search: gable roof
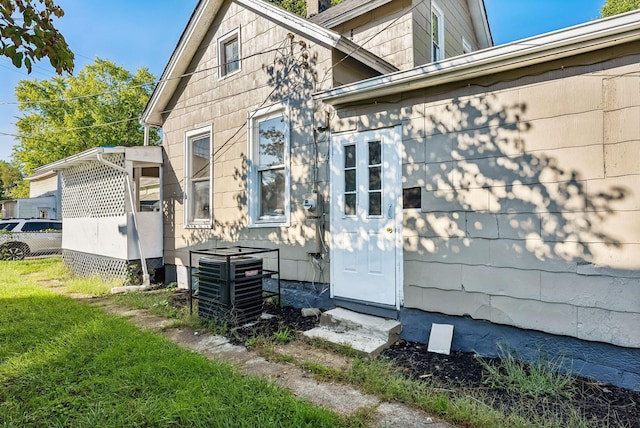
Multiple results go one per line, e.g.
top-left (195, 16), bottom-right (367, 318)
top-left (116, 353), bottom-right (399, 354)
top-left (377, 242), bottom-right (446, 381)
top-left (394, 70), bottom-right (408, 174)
top-left (141, 0), bottom-right (398, 126)
top-left (315, 10), bottom-right (640, 106)
top-left (310, 0), bottom-right (493, 49)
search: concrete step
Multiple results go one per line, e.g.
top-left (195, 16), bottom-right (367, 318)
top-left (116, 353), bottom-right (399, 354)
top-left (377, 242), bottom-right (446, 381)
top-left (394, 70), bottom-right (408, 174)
top-left (303, 308), bottom-right (401, 357)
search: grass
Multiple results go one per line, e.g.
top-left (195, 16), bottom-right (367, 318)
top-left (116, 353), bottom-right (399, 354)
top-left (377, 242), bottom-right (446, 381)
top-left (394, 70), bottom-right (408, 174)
top-left (1, 259), bottom-right (598, 428)
top-left (478, 347), bottom-right (575, 399)
top-left (0, 260), bottom-right (352, 427)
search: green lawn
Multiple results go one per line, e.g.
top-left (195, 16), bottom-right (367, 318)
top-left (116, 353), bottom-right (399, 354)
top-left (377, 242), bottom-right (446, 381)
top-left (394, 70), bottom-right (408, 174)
top-left (0, 259), bottom-right (346, 427)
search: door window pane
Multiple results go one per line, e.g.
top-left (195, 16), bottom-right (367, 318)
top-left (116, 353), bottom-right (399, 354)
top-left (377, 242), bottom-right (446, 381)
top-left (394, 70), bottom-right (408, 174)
top-left (344, 144), bottom-right (357, 216)
top-left (369, 166), bottom-right (381, 191)
top-left (369, 192), bottom-right (381, 216)
top-left (368, 140), bottom-right (382, 216)
top-left (368, 141), bottom-right (381, 165)
top-left (345, 169), bottom-right (356, 192)
top-left (345, 194), bottom-right (356, 216)
top-left (345, 144), bottom-right (356, 168)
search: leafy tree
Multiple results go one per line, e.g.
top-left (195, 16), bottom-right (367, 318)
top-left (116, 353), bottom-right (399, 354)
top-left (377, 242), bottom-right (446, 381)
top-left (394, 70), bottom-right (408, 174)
top-left (269, 0), bottom-right (344, 16)
top-left (601, 0), bottom-right (640, 17)
top-left (0, 0), bottom-right (74, 74)
top-left (13, 58), bottom-right (159, 173)
top-left (0, 160), bottom-right (23, 199)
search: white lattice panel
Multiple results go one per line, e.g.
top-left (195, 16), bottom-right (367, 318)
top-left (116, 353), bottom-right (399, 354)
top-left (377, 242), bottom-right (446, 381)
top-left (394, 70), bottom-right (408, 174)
top-left (63, 249), bottom-right (129, 282)
top-left (61, 153), bottom-right (126, 218)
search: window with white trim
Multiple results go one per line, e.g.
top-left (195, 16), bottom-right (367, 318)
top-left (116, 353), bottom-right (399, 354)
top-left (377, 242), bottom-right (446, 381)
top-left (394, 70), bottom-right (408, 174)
top-left (248, 104), bottom-right (290, 227)
top-left (431, 2), bottom-right (444, 61)
top-left (218, 28), bottom-right (241, 78)
top-left (185, 126), bottom-right (212, 227)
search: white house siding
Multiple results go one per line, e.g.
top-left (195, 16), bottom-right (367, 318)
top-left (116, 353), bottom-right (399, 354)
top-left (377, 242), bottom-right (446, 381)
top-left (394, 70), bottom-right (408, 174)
top-left (161, 2), bottom-right (349, 283)
top-left (28, 173), bottom-right (58, 198)
top-left (330, 45), bottom-right (640, 349)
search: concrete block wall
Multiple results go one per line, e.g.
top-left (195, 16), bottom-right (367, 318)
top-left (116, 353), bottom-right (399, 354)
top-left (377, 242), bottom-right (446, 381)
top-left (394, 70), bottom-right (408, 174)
top-left (160, 2), bottom-right (333, 282)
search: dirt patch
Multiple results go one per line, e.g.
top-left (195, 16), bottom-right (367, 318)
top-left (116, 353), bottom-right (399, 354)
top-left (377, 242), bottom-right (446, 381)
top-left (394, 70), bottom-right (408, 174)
top-left (382, 340), bottom-right (640, 427)
top-left (274, 341), bottom-right (354, 372)
top-left (232, 303), bottom-right (640, 427)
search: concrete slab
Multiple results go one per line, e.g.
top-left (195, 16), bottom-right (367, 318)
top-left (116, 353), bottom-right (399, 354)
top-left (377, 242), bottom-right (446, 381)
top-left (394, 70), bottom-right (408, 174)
top-left (304, 308), bottom-right (402, 357)
top-left (304, 326), bottom-right (391, 356)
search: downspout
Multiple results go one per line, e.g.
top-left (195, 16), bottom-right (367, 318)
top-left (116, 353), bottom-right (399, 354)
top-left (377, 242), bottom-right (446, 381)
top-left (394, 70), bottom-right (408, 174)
top-left (96, 150), bottom-right (150, 287)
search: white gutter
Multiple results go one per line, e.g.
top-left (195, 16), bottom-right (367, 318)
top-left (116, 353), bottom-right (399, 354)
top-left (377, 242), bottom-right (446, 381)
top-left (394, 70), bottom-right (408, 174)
top-left (315, 10), bottom-right (640, 105)
top-left (96, 149), bottom-right (150, 287)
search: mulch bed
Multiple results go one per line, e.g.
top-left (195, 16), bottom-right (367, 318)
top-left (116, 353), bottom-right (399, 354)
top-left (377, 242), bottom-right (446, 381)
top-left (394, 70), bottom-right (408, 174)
top-left (185, 296), bottom-right (639, 427)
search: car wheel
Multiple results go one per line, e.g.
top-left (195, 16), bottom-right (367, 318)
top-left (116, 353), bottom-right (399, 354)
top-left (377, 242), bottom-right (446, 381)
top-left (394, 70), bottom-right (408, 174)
top-left (0, 243), bottom-right (30, 261)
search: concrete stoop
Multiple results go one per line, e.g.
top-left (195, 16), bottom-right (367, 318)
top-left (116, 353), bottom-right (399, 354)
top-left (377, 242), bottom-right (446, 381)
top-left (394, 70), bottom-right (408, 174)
top-left (303, 307), bottom-right (402, 357)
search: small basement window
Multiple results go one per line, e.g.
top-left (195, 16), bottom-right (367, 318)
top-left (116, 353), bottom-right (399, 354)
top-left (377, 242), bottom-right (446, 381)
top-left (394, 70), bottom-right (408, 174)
top-left (403, 187), bottom-right (422, 209)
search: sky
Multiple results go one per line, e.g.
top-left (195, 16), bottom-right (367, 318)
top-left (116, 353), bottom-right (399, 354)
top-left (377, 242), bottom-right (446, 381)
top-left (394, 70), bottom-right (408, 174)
top-left (0, 0), bottom-right (607, 164)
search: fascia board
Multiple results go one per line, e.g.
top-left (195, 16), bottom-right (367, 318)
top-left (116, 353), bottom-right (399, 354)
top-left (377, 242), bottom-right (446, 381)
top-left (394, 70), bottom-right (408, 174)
top-left (470, 0), bottom-right (493, 48)
top-left (142, 0), bottom-right (222, 126)
top-left (315, 12), bottom-right (640, 105)
top-left (240, 0), bottom-right (396, 75)
top-left (235, 0), bottom-right (340, 46)
top-left (318, 0), bottom-right (393, 28)
top-left (27, 146), bottom-right (148, 176)
top-left (335, 37), bottom-right (399, 74)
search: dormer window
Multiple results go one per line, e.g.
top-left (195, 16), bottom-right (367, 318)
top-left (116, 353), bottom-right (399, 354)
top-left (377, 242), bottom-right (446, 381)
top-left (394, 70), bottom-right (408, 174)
top-left (218, 28), bottom-right (241, 78)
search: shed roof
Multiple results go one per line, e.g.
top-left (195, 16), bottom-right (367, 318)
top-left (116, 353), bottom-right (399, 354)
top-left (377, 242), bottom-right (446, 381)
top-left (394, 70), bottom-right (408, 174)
top-left (27, 146), bottom-right (163, 180)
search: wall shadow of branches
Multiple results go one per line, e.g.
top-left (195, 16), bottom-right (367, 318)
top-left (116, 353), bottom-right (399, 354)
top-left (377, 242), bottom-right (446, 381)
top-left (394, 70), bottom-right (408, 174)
top-left (170, 35), bottom-right (324, 280)
top-left (404, 93), bottom-right (628, 266)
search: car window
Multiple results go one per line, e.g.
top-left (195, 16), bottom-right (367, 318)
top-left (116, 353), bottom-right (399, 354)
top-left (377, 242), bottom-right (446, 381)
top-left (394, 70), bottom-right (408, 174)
top-left (47, 222), bottom-right (62, 231)
top-left (21, 222), bottom-right (49, 232)
top-left (0, 222), bottom-right (19, 231)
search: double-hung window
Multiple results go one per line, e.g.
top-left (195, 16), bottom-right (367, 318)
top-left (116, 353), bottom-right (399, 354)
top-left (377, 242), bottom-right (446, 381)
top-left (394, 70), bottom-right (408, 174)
top-left (218, 28), bottom-right (241, 78)
top-left (248, 103), bottom-right (290, 227)
top-left (185, 126), bottom-right (213, 227)
top-left (431, 1), bottom-right (444, 61)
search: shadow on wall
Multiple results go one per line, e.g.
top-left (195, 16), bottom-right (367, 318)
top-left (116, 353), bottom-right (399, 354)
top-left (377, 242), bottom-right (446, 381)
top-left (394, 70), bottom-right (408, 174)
top-left (403, 93), bottom-right (629, 269)
top-left (163, 35), bottom-right (324, 260)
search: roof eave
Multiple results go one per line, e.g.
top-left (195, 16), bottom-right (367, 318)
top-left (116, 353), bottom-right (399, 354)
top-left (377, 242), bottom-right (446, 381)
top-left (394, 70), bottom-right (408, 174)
top-left (142, 0), bottom-right (223, 126)
top-left (141, 0), bottom-right (397, 126)
top-left (315, 12), bottom-right (640, 106)
top-left (470, 0), bottom-right (493, 48)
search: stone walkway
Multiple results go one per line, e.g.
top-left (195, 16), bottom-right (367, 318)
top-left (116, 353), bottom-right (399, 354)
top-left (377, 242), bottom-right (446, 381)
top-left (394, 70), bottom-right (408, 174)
top-left (49, 285), bottom-right (453, 428)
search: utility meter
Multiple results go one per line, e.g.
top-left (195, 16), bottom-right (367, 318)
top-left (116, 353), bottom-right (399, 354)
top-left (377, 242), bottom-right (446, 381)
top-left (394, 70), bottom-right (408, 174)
top-left (303, 197), bottom-right (316, 211)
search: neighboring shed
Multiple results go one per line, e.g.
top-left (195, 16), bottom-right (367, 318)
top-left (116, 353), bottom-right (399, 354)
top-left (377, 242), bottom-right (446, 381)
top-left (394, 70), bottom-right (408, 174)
top-left (316, 11), bottom-right (640, 389)
top-left (30, 146), bottom-right (163, 284)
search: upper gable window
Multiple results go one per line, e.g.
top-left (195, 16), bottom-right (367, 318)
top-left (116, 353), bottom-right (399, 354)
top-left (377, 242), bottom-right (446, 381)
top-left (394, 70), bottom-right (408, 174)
top-left (247, 103), bottom-right (290, 227)
top-left (218, 28), bottom-right (241, 78)
top-left (184, 126), bottom-right (213, 227)
top-left (431, 2), bottom-right (444, 61)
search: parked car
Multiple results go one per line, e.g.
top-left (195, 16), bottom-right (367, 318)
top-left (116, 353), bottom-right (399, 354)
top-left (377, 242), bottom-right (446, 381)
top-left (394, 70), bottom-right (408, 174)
top-left (0, 219), bottom-right (62, 260)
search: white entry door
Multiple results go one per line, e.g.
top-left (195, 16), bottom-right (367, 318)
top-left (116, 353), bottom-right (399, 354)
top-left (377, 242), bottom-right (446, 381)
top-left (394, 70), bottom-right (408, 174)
top-left (330, 127), bottom-right (402, 308)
